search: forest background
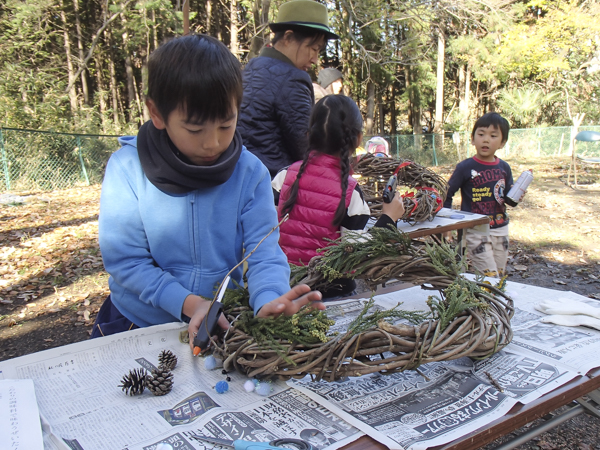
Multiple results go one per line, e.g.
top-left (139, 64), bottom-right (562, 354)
top-left (1, 0), bottom-right (600, 138)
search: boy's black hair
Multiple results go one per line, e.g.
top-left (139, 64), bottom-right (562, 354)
top-left (471, 112), bottom-right (510, 143)
top-left (147, 34), bottom-right (242, 124)
top-left (281, 95), bottom-right (363, 227)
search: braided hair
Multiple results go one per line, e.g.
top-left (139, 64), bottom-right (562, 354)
top-left (281, 95), bottom-right (363, 226)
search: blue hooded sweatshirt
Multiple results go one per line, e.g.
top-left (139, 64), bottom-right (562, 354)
top-left (98, 136), bottom-right (291, 327)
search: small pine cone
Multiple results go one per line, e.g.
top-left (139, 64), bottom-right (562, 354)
top-left (158, 349), bottom-right (178, 371)
top-left (118, 368), bottom-right (148, 396)
top-left (146, 367), bottom-right (174, 396)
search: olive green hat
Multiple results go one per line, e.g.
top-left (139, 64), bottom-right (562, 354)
top-left (269, 0), bottom-right (339, 40)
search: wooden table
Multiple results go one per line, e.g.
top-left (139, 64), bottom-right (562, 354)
top-left (398, 208), bottom-right (489, 240)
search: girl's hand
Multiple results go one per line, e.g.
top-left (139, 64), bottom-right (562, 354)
top-left (257, 284), bottom-right (324, 318)
top-left (183, 294), bottom-right (230, 350)
top-left (382, 192), bottom-right (405, 222)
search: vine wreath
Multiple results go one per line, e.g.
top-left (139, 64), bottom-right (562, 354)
top-left (352, 153), bottom-right (449, 224)
top-left (209, 228), bottom-right (514, 382)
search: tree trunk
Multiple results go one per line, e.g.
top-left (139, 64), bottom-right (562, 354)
top-left (206, 0), bottom-right (212, 34)
top-left (230, 0), bottom-right (239, 57)
top-left (73, 0), bottom-right (89, 105)
top-left (465, 64), bottom-right (471, 125)
top-left (434, 28), bottom-right (445, 133)
top-left (366, 82), bottom-right (375, 135)
top-left (390, 84), bottom-right (396, 135)
top-left (458, 64), bottom-right (466, 128)
top-left (151, 9), bottom-right (158, 49)
top-left (95, 56), bottom-right (108, 130)
top-left (61, 5), bottom-right (78, 112)
top-left (405, 67), bottom-right (412, 128)
top-left (183, 0), bottom-right (189, 35)
top-left (106, 31), bottom-right (121, 127)
top-left (249, 0), bottom-right (271, 59)
top-left (121, 14), bottom-right (136, 121)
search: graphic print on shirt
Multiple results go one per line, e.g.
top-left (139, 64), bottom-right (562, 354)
top-left (470, 167), bottom-right (507, 226)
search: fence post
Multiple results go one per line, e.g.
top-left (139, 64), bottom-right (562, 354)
top-left (76, 136), bottom-right (90, 186)
top-left (431, 134), bottom-right (438, 166)
top-left (0, 129), bottom-right (11, 191)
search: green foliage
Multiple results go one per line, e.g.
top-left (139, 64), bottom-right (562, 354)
top-left (424, 239), bottom-right (467, 278)
top-left (497, 87), bottom-right (557, 128)
top-left (314, 226), bottom-right (412, 281)
top-left (426, 277), bottom-right (487, 330)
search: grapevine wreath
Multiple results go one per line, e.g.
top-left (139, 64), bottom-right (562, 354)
top-left (352, 153), bottom-right (449, 224)
top-left (206, 228), bottom-right (514, 382)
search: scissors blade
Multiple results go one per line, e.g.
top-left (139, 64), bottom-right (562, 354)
top-left (191, 433), bottom-right (235, 447)
top-left (216, 275), bottom-right (230, 304)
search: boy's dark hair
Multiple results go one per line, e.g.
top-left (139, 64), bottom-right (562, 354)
top-left (147, 34), bottom-right (242, 124)
top-left (472, 112), bottom-right (510, 143)
top-left (281, 95), bottom-right (363, 227)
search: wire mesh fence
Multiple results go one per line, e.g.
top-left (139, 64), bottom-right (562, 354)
top-left (366, 125), bottom-right (600, 167)
top-left (0, 127), bottom-right (119, 192)
top-left (2, 125), bottom-right (600, 193)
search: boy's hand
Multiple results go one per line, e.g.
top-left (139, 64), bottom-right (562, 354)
top-left (257, 284), bottom-right (324, 318)
top-left (518, 189), bottom-right (528, 203)
top-left (184, 294), bottom-right (230, 350)
top-left (381, 191), bottom-right (405, 222)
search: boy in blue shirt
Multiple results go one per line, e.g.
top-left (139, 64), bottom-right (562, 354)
top-left (93, 35), bottom-right (323, 344)
top-left (444, 113), bottom-right (516, 277)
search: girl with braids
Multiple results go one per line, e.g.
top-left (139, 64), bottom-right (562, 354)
top-left (272, 95), bottom-right (405, 299)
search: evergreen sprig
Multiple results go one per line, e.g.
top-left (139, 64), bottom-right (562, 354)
top-left (426, 277), bottom-right (487, 329)
top-left (424, 239), bottom-right (467, 277)
top-left (314, 226), bottom-right (413, 281)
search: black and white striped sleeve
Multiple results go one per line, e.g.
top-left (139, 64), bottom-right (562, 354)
top-left (340, 185), bottom-right (371, 234)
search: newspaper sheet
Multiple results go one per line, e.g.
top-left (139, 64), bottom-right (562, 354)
top-left (367, 208), bottom-right (488, 235)
top-left (500, 280), bottom-right (600, 374)
top-left (287, 286), bottom-right (581, 450)
top-left (0, 323), bottom-right (361, 450)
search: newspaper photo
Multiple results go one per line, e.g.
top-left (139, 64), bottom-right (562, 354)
top-left (131, 389), bottom-right (360, 450)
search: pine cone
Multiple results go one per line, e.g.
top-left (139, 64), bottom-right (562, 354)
top-left (158, 349), bottom-right (178, 371)
top-left (118, 368), bottom-right (148, 396)
top-left (146, 367), bottom-right (174, 396)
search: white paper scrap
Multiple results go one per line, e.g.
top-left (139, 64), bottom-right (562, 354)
top-left (0, 378), bottom-right (44, 449)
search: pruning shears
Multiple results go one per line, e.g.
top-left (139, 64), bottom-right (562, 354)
top-left (191, 434), bottom-right (313, 450)
top-left (192, 275), bottom-right (229, 356)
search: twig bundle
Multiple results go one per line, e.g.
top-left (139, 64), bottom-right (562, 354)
top-left (212, 228), bottom-right (514, 382)
top-left (353, 153), bottom-right (449, 223)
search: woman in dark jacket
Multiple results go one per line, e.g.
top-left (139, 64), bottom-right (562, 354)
top-left (237, 0), bottom-right (339, 178)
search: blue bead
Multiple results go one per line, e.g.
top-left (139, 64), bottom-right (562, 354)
top-left (215, 380), bottom-right (229, 394)
top-left (256, 382), bottom-right (271, 396)
top-left (204, 355), bottom-right (217, 371)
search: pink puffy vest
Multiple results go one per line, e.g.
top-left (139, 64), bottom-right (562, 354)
top-left (278, 152), bottom-right (357, 265)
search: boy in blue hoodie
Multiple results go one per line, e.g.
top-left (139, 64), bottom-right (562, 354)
top-left (93, 34), bottom-right (323, 344)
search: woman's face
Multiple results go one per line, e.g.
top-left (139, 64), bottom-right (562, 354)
top-left (277, 33), bottom-right (326, 71)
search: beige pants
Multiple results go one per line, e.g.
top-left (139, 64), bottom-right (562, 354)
top-left (464, 226), bottom-right (509, 277)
